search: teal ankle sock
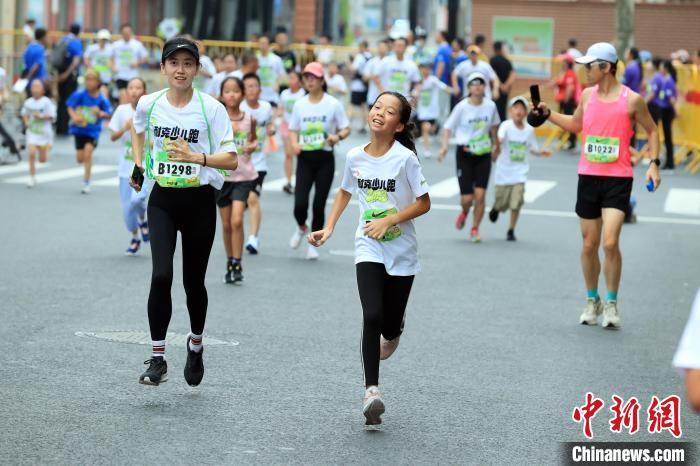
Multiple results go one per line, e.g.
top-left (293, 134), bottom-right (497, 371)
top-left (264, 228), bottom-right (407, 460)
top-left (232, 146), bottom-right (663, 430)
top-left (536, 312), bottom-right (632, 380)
top-left (606, 291), bottom-right (618, 302)
top-left (587, 288), bottom-right (599, 300)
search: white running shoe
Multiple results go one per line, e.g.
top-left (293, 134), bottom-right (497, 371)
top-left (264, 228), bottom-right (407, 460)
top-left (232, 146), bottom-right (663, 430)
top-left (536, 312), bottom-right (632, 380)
top-left (289, 226), bottom-right (307, 249)
top-left (306, 244), bottom-right (319, 260)
top-left (363, 386), bottom-right (385, 426)
top-left (379, 335), bottom-right (400, 360)
top-left (579, 298), bottom-right (603, 325)
top-left (26, 176), bottom-right (36, 188)
top-left (245, 235), bottom-right (259, 254)
top-left (81, 184), bottom-right (91, 194)
top-left (423, 150), bottom-right (433, 159)
top-left (602, 301), bottom-right (621, 329)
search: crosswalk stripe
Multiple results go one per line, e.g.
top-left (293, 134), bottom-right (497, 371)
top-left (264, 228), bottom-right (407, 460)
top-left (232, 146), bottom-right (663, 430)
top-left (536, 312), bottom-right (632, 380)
top-left (4, 165), bottom-right (115, 184)
top-left (92, 177), bottom-right (120, 187)
top-left (428, 177), bottom-right (459, 198)
top-left (262, 176), bottom-right (289, 192)
top-left (664, 188), bottom-right (700, 216)
top-left (524, 180), bottom-right (557, 203)
top-left (0, 162), bottom-right (52, 176)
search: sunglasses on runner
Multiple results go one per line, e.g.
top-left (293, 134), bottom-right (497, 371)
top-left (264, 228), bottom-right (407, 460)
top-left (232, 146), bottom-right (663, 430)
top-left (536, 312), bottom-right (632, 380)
top-left (584, 60), bottom-right (610, 71)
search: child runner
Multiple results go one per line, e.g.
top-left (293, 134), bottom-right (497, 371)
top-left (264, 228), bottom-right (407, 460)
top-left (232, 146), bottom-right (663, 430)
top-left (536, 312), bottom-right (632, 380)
top-left (240, 72), bottom-right (275, 254)
top-left (21, 79), bottom-right (55, 188)
top-left (130, 37), bottom-right (238, 386)
top-left (488, 96), bottom-right (552, 241)
top-left (67, 69), bottom-right (112, 194)
top-left (217, 77), bottom-right (259, 284)
top-left (288, 62), bottom-right (351, 260)
top-left (109, 77), bottom-right (151, 255)
top-left (308, 91), bottom-right (431, 426)
top-left (279, 70), bottom-right (306, 194)
top-left (413, 58), bottom-right (456, 158)
top-left (438, 71), bottom-right (500, 242)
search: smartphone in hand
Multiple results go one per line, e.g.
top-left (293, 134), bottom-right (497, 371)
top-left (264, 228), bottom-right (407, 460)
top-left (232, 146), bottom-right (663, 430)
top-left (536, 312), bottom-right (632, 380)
top-left (529, 84), bottom-right (541, 112)
top-left (131, 164), bottom-right (144, 189)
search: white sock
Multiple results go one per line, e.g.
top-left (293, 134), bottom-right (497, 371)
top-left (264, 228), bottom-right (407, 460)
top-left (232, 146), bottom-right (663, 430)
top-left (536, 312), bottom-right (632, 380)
top-left (189, 333), bottom-right (203, 353)
top-left (152, 340), bottom-right (165, 359)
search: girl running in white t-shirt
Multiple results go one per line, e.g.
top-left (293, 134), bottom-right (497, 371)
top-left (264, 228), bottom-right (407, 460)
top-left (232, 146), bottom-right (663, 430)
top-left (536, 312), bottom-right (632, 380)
top-left (21, 79), bottom-right (55, 188)
top-left (308, 91), bottom-right (431, 426)
top-left (216, 77), bottom-right (259, 284)
top-left (279, 70), bottom-right (306, 194)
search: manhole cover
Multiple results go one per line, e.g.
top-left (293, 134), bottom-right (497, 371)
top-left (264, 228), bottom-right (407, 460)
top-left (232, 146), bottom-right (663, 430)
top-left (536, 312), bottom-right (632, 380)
top-left (75, 331), bottom-right (239, 346)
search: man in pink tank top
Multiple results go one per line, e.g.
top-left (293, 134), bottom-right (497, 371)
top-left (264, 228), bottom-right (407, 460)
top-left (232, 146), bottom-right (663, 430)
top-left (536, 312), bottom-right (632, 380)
top-left (532, 42), bottom-right (661, 329)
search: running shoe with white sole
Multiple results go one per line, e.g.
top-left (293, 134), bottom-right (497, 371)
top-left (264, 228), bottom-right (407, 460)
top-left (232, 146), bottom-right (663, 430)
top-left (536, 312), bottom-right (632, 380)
top-left (380, 335), bottom-right (400, 360)
top-left (81, 184), bottom-right (91, 194)
top-left (306, 244), bottom-right (319, 260)
top-left (579, 298), bottom-right (603, 325)
top-left (283, 183), bottom-right (294, 194)
top-left (363, 386), bottom-right (385, 426)
top-left (125, 238), bottom-right (141, 256)
top-left (289, 226), bottom-right (307, 249)
top-left (245, 235), bottom-right (259, 254)
top-left (232, 262), bottom-right (243, 284)
top-left (602, 301), bottom-right (621, 329)
top-left (223, 263), bottom-right (234, 284)
top-left (184, 335), bottom-right (204, 386)
top-left (139, 357), bottom-right (168, 386)
top-left (26, 176), bottom-right (36, 188)
top-left (470, 227), bottom-right (481, 243)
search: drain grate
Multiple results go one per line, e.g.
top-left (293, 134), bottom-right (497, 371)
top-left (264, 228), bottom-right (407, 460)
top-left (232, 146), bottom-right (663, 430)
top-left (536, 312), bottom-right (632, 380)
top-left (75, 331), bottom-right (239, 346)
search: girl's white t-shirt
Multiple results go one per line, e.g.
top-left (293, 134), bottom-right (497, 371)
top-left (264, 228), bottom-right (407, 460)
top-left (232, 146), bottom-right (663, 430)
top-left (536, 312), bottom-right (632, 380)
top-left (280, 87), bottom-right (306, 122)
top-left (288, 93), bottom-right (349, 152)
top-left (340, 142), bottom-right (429, 276)
top-left (494, 119), bottom-right (539, 186)
top-left (673, 289), bottom-right (700, 371)
top-left (84, 43), bottom-right (114, 83)
top-left (416, 75), bottom-right (448, 121)
top-left (21, 96), bottom-right (56, 141)
top-left (240, 99), bottom-right (273, 172)
top-left (109, 103), bottom-right (137, 178)
top-left (133, 90), bottom-right (237, 189)
top-left (257, 53), bottom-right (285, 104)
top-left (444, 99), bottom-right (500, 150)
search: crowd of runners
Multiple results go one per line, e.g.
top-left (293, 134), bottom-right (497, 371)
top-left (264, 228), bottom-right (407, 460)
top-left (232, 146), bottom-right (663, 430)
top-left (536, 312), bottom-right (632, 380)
top-left (2, 22), bottom-right (699, 425)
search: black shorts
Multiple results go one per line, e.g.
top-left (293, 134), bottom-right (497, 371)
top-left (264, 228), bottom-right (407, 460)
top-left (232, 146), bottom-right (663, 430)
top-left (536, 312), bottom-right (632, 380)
top-left (576, 175), bottom-right (633, 219)
top-left (74, 134), bottom-right (99, 150)
top-left (456, 147), bottom-right (491, 195)
top-left (216, 180), bottom-right (256, 207)
top-left (251, 171), bottom-right (267, 196)
top-left (115, 79), bottom-right (129, 90)
top-left (351, 90), bottom-right (368, 106)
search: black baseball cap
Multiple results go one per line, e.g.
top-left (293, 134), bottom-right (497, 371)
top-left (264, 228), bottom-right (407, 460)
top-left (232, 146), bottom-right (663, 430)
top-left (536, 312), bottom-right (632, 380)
top-left (161, 37), bottom-right (200, 64)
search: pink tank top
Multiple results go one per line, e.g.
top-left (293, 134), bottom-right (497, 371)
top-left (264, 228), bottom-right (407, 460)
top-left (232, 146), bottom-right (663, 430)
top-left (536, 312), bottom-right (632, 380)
top-left (226, 112), bottom-right (258, 182)
top-left (578, 85), bottom-right (634, 178)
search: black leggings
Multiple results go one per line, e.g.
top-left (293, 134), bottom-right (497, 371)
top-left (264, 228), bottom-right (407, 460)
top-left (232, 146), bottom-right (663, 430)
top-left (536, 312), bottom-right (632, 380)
top-left (356, 262), bottom-right (414, 387)
top-left (147, 184), bottom-right (216, 341)
top-left (650, 104), bottom-right (675, 169)
top-left (294, 150), bottom-right (335, 231)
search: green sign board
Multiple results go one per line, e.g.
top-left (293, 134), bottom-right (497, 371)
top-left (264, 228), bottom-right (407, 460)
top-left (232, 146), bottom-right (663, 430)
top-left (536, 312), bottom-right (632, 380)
top-left (492, 16), bottom-right (554, 79)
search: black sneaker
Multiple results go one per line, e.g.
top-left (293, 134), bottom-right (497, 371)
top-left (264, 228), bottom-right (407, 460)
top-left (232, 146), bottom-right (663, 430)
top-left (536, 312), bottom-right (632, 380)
top-left (139, 357), bottom-right (168, 386)
top-left (282, 183), bottom-right (294, 194)
top-left (489, 208), bottom-right (499, 223)
top-left (507, 229), bottom-right (516, 241)
top-left (184, 336), bottom-right (204, 387)
top-left (223, 263), bottom-right (234, 284)
top-left (232, 262), bottom-right (243, 284)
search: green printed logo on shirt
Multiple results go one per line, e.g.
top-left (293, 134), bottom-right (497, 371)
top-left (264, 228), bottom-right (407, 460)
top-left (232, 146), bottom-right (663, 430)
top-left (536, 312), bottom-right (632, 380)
top-left (94, 54), bottom-right (110, 73)
top-left (233, 131), bottom-right (248, 152)
top-left (259, 66), bottom-right (273, 88)
top-left (419, 89), bottom-right (432, 107)
top-left (584, 135), bottom-right (620, 163)
top-left (468, 133), bottom-right (492, 156)
top-left (80, 106), bottom-right (97, 125)
top-left (29, 118), bottom-right (44, 135)
top-left (285, 98), bottom-right (297, 115)
top-left (389, 71), bottom-right (407, 92)
top-left (117, 49), bottom-right (133, 68)
top-left (509, 142), bottom-right (528, 162)
top-left (362, 207), bottom-right (401, 241)
top-left (299, 122), bottom-right (326, 151)
top-left (124, 140), bottom-right (133, 161)
top-left (365, 188), bottom-right (389, 203)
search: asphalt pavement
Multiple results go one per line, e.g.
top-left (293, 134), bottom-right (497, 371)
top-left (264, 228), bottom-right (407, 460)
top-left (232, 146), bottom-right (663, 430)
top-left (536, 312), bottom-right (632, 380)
top-left (1, 128), bottom-right (699, 465)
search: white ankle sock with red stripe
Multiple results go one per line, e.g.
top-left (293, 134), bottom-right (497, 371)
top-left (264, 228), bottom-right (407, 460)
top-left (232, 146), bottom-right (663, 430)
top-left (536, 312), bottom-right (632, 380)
top-left (152, 340), bottom-right (166, 359)
top-left (189, 333), bottom-right (203, 353)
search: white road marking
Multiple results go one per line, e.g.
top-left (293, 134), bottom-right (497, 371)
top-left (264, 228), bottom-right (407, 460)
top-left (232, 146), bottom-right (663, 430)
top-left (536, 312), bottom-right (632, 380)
top-left (0, 162), bottom-right (52, 176)
top-left (4, 165), bottom-right (115, 184)
top-left (428, 177), bottom-right (459, 198)
top-left (524, 180), bottom-right (557, 203)
top-left (262, 176), bottom-right (289, 192)
top-left (663, 188), bottom-right (700, 217)
top-left (92, 177), bottom-right (120, 187)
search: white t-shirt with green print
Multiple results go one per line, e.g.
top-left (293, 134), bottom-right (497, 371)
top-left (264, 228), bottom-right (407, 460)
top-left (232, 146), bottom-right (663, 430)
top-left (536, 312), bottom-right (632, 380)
top-left (444, 98), bottom-right (500, 155)
top-left (280, 87), bottom-right (306, 123)
top-left (288, 93), bottom-right (349, 152)
top-left (340, 141), bottom-right (429, 276)
top-left (377, 55), bottom-right (420, 99)
top-left (494, 119), bottom-right (539, 186)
